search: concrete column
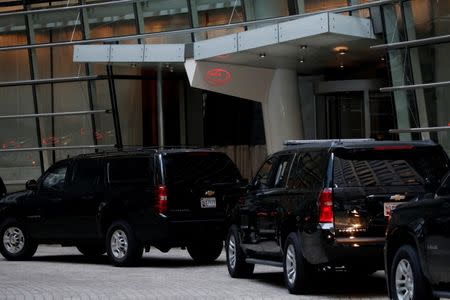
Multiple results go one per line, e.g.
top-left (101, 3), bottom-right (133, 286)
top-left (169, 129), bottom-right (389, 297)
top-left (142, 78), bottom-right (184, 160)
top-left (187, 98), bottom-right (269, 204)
top-left (263, 69), bottom-right (303, 153)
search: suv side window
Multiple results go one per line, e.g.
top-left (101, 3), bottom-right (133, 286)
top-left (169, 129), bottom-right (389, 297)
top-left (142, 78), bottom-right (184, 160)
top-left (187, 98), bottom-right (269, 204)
top-left (108, 157), bottom-right (153, 184)
top-left (287, 151), bottom-right (328, 190)
top-left (274, 155), bottom-right (294, 188)
top-left (254, 157), bottom-right (275, 189)
top-left (72, 159), bottom-right (103, 190)
top-left (41, 164), bottom-right (68, 192)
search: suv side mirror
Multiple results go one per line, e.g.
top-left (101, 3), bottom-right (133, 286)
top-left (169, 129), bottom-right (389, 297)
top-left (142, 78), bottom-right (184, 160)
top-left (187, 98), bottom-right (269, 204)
top-left (26, 180), bottom-right (38, 191)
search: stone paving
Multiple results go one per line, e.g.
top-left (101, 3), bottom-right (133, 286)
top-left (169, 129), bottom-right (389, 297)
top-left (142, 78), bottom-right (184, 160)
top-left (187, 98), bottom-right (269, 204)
top-left (0, 245), bottom-right (388, 300)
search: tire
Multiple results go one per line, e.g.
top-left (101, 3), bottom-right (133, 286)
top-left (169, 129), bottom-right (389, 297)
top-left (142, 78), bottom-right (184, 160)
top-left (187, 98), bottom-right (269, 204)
top-left (76, 244), bottom-right (106, 257)
top-left (187, 239), bottom-right (223, 264)
top-left (390, 245), bottom-right (437, 300)
top-left (225, 225), bottom-right (254, 278)
top-left (283, 232), bottom-right (312, 294)
top-left (0, 218), bottom-right (38, 261)
top-left (105, 220), bottom-right (143, 267)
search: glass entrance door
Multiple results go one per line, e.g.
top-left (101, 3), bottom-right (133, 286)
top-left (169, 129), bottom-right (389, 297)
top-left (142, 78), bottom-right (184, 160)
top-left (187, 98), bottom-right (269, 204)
top-left (316, 92), bottom-right (365, 139)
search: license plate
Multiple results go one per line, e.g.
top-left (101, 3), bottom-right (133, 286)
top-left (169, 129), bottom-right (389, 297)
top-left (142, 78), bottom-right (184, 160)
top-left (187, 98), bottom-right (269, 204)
top-left (200, 197), bottom-right (216, 208)
top-left (384, 202), bottom-right (406, 217)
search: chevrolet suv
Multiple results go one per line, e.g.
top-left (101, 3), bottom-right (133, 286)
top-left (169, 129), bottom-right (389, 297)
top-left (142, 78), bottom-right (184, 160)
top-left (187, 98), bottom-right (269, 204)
top-left (225, 139), bottom-right (449, 294)
top-left (385, 170), bottom-right (450, 300)
top-left (0, 148), bottom-right (244, 266)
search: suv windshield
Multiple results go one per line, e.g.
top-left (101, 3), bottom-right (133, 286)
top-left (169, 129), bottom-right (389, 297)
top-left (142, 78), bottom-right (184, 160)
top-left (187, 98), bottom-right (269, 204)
top-left (333, 146), bottom-right (449, 191)
top-left (163, 152), bottom-right (241, 186)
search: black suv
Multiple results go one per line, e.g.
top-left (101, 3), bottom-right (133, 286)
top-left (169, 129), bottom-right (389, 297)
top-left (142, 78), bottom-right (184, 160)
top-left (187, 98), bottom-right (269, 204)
top-left (385, 171), bottom-right (450, 300)
top-left (0, 148), bottom-right (244, 266)
top-left (225, 140), bottom-right (449, 294)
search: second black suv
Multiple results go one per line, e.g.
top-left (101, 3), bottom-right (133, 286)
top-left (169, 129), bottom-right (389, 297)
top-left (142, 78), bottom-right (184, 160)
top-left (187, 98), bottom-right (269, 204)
top-left (225, 140), bottom-right (449, 294)
top-left (0, 148), bottom-right (244, 266)
top-left (385, 170), bottom-right (450, 300)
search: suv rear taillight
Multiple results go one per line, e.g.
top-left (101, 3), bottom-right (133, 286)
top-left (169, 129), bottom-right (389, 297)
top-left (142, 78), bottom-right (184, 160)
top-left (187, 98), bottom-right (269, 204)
top-left (318, 188), bottom-right (333, 223)
top-left (155, 185), bottom-right (168, 215)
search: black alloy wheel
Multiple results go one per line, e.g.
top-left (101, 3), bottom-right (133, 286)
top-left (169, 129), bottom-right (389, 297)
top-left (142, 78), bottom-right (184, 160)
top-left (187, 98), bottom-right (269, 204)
top-left (106, 220), bottom-right (143, 267)
top-left (0, 218), bottom-right (38, 261)
top-left (283, 232), bottom-right (312, 294)
top-left (225, 225), bottom-right (254, 278)
top-left (390, 245), bottom-right (437, 300)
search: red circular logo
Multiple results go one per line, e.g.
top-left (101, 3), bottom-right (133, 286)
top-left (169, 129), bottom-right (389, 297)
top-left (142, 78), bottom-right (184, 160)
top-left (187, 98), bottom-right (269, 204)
top-left (204, 68), bottom-right (232, 86)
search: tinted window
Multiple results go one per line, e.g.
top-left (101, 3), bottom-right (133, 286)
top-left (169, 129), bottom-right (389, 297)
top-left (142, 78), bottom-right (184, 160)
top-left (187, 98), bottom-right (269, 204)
top-left (254, 158), bottom-right (275, 189)
top-left (163, 152), bottom-right (241, 186)
top-left (333, 147), bottom-right (449, 191)
top-left (72, 159), bottom-right (103, 190)
top-left (42, 165), bottom-right (67, 191)
top-left (274, 155), bottom-right (294, 188)
top-left (108, 157), bottom-right (152, 184)
top-left (287, 151), bottom-right (329, 189)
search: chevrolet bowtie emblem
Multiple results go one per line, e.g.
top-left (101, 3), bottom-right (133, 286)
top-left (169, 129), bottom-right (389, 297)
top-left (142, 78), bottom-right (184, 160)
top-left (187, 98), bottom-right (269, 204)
top-left (390, 194), bottom-right (405, 201)
top-left (205, 190), bottom-right (215, 197)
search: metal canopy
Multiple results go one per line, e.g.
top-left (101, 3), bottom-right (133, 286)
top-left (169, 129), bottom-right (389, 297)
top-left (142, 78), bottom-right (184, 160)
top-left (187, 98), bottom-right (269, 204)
top-left (193, 12), bottom-right (384, 73)
top-left (72, 12), bottom-right (384, 74)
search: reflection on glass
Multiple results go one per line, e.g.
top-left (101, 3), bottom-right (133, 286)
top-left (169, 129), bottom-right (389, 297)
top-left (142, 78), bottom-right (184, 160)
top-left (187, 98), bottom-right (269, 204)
top-left (403, 0), bottom-right (450, 39)
top-left (88, 3), bottom-right (137, 42)
top-left (195, 0), bottom-right (245, 40)
top-left (140, 0), bottom-right (191, 44)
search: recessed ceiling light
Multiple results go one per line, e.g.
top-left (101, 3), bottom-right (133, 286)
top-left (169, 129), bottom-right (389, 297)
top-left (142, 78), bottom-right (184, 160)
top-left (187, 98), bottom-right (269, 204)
top-left (340, 63), bottom-right (344, 69)
top-left (299, 57), bottom-right (305, 63)
top-left (334, 46), bottom-right (349, 55)
top-left (259, 53), bottom-right (266, 58)
top-left (381, 56), bottom-right (385, 61)
top-left (300, 45), bottom-right (307, 50)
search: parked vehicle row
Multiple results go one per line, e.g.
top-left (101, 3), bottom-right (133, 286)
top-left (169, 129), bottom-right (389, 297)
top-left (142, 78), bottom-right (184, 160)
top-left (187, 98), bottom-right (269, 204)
top-left (1, 140), bottom-right (450, 299)
top-left (0, 148), bottom-right (244, 266)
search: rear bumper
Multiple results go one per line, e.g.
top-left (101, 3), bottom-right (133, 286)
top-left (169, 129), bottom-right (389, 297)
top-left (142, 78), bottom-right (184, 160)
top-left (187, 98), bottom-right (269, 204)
top-left (301, 228), bottom-right (385, 267)
top-left (135, 217), bottom-right (226, 246)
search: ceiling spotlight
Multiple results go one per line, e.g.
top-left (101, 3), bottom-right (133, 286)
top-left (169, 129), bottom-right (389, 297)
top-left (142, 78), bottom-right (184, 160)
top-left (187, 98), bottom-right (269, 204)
top-left (259, 53), bottom-right (266, 58)
top-left (334, 46), bottom-right (349, 55)
top-left (169, 66), bottom-right (174, 73)
top-left (299, 57), bottom-right (305, 63)
top-left (130, 63), bottom-right (137, 68)
top-left (380, 56), bottom-right (386, 61)
top-left (165, 63), bottom-right (170, 69)
top-left (300, 45), bottom-right (307, 50)
top-left (340, 63), bottom-right (344, 69)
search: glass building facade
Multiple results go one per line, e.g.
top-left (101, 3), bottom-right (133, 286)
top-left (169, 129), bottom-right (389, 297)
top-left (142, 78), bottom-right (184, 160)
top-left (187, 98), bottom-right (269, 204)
top-left (0, 0), bottom-right (448, 191)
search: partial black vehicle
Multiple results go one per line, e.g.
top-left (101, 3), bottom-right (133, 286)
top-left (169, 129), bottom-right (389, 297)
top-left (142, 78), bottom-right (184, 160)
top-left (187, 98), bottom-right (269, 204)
top-left (385, 170), bottom-right (450, 300)
top-left (0, 148), bottom-right (244, 266)
top-left (225, 139), bottom-right (449, 294)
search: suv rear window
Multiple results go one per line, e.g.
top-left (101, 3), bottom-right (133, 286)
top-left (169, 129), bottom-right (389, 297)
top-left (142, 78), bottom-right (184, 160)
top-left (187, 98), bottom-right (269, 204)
top-left (163, 152), bottom-right (241, 186)
top-left (333, 147), bottom-right (449, 190)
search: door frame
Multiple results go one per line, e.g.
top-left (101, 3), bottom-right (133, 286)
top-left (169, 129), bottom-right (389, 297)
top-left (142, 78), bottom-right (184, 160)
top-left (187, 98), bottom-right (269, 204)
top-left (315, 79), bottom-right (385, 139)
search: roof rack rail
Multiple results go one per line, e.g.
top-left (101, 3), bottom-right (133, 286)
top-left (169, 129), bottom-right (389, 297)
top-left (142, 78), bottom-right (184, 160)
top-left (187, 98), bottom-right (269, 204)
top-left (284, 139), bottom-right (375, 146)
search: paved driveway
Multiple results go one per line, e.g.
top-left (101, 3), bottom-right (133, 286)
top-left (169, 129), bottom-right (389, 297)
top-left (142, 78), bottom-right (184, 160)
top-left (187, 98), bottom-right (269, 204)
top-left (0, 246), bottom-right (387, 299)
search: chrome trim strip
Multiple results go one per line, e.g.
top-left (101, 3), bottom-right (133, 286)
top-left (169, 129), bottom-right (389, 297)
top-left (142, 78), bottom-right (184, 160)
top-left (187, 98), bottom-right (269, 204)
top-left (0, 75), bottom-right (100, 87)
top-left (0, 109), bottom-right (110, 120)
top-left (0, 144), bottom-right (115, 153)
top-left (335, 237), bottom-right (385, 244)
top-left (380, 81), bottom-right (450, 92)
top-left (371, 34), bottom-right (450, 50)
top-left (0, 0), bottom-right (144, 17)
top-left (389, 126), bottom-right (450, 134)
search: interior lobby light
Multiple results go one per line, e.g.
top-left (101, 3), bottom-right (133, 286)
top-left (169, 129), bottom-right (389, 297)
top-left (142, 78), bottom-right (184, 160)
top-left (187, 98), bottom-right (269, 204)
top-left (334, 46), bottom-right (349, 55)
top-left (259, 52), bottom-right (266, 58)
top-left (299, 57), bottom-right (305, 63)
top-left (300, 45), bottom-right (307, 50)
top-left (340, 63), bottom-right (344, 69)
